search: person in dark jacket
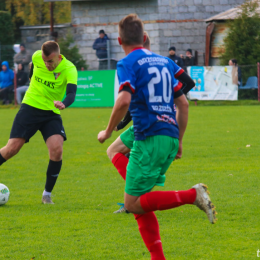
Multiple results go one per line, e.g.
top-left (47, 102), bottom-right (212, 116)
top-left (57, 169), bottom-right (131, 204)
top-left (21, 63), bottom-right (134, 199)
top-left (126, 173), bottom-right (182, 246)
top-left (16, 63), bottom-right (29, 104)
top-left (181, 49), bottom-right (195, 72)
top-left (168, 46), bottom-right (183, 68)
top-left (92, 30), bottom-right (109, 70)
top-left (17, 64), bottom-right (28, 87)
top-left (0, 61), bottom-right (14, 104)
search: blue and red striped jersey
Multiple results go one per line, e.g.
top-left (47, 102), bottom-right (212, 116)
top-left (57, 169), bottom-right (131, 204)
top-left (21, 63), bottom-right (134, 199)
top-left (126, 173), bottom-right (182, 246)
top-left (117, 48), bottom-right (182, 141)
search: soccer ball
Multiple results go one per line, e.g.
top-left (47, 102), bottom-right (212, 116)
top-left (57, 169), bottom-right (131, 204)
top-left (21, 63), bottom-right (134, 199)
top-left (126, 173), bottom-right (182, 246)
top-left (0, 183), bottom-right (10, 205)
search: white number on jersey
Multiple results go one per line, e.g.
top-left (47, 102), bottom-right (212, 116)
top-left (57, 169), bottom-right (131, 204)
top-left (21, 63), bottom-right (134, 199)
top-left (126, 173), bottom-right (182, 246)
top-left (148, 67), bottom-right (172, 103)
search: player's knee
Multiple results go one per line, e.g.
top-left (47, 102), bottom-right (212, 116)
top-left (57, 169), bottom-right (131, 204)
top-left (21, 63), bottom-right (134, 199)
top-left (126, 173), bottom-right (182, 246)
top-left (106, 145), bottom-right (114, 161)
top-left (124, 202), bottom-right (135, 213)
top-left (7, 142), bottom-right (22, 157)
top-left (49, 145), bottom-right (63, 161)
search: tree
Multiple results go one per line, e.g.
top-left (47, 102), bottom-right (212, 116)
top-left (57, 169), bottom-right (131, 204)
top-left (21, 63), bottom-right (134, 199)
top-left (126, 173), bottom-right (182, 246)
top-left (58, 34), bottom-right (88, 70)
top-left (0, 0), bottom-right (6, 11)
top-left (0, 11), bottom-right (15, 66)
top-left (220, 0), bottom-right (260, 85)
top-left (5, 0), bottom-right (71, 26)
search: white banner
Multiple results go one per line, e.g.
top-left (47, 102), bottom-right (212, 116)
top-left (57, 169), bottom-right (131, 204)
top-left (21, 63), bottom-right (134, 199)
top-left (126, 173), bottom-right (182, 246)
top-left (187, 66), bottom-right (238, 100)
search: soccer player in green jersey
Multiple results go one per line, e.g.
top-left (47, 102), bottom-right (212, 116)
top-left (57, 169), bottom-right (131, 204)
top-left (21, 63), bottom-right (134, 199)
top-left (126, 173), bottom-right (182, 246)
top-left (0, 41), bottom-right (78, 204)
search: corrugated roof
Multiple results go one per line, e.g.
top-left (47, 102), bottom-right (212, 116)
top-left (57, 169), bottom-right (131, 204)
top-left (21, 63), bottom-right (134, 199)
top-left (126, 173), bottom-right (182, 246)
top-left (205, 3), bottom-right (260, 22)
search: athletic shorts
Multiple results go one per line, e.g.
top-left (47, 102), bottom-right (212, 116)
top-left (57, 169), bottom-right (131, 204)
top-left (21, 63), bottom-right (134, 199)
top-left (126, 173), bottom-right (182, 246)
top-left (125, 135), bottom-right (179, 196)
top-left (10, 103), bottom-right (67, 143)
top-left (120, 125), bottom-right (134, 149)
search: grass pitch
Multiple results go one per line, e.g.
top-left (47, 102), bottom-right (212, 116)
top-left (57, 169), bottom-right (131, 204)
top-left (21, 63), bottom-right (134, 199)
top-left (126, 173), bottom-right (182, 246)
top-left (0, 105), bottom-right (259, 260)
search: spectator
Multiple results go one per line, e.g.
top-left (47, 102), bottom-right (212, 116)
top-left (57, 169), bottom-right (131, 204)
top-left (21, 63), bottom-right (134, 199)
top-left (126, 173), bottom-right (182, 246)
top-left (14, 43), bottom-right (32, 73)
top-left (229, 59), bottom-right (242, 86)
top-left (168, 46), bottom-right (183, 68)
top-left (92, 30), bottom-right (109, 70)
top-left (0, 61), bottom-right (14, 104)
top-left (181, 49), bottom-right (195, 72)
top-left (16, 63), bottom-right (29, 105)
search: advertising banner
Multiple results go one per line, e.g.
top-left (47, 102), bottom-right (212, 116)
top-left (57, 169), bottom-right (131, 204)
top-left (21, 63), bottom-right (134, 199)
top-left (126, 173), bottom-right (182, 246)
top-left (187, 66), bottom-right (238, 100)
top-left (71, 70), bottom-right (117, 107)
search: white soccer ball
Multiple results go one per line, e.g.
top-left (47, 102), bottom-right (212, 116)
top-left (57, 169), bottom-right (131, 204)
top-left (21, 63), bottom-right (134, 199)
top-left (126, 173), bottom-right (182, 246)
top-left (0, 183), bottom-right (10, 205)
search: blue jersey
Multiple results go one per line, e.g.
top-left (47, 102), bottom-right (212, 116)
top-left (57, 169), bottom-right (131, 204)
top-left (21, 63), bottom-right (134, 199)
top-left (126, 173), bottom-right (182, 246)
top-left (117, 48), bottom-right (183, 141)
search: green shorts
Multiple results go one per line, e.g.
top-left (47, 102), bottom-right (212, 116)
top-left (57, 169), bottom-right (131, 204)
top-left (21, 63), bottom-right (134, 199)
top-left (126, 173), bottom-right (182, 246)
top-left (120, 125), bottom-right (134, 149)
top-left (125, 135), bottom-right (179, 196)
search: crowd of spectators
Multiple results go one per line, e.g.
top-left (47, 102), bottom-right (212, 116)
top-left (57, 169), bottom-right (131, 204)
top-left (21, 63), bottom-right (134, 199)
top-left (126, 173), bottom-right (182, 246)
top-left (168, 46), bottom-right (196, 72)
top-left (0, 44), bottom-right (31, 105)
top-left (0, 38), bottom-right (243, 105)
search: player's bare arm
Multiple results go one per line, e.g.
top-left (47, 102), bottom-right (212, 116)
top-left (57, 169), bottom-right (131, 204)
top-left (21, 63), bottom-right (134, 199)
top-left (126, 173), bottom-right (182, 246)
top-left (98, 91), bottom-right (131, 143)
top-left (174, 94), bottom-right (189, 159)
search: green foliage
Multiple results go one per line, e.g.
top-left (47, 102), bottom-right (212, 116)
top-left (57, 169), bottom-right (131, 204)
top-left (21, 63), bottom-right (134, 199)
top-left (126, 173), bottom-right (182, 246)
top-left (59, 34), bottom-right (88, 70)
top-left (220, 1), bottom-right (260, 85)
top-left (0, 106), bottom-right (260, 259)
top-left (0, 11), bottom-right (15, 66)
top-left (0, 0), bottom-right (6, 11)
top-left (238, 88), bottom-right (258, 100)
top-left (5, 0), bottom-right (71, 26)
top-left (0, 11), bottom-right (14, 45)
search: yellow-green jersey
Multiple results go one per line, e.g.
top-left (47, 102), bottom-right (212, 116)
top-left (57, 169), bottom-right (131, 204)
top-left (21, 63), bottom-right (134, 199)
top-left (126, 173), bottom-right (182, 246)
top-left (23, 50), bottom-right (78, 114)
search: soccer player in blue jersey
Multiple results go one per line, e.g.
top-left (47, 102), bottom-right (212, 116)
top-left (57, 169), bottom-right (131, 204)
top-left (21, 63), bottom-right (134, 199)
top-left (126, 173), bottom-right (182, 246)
top-left (108, 31), bottom-right (196, 214)
top-left (98, 14), bottom-right (217, 259)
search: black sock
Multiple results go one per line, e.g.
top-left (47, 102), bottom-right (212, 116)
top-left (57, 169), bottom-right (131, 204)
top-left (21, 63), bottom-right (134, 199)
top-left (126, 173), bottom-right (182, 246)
top-left (0, 153), bottom-right (6, 166)
top-left (45, 160), bottom-right (62, 192)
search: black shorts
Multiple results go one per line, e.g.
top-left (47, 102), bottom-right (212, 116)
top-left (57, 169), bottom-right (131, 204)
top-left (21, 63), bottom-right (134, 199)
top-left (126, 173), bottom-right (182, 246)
top-left (10, 104), bottom-right (67, 143)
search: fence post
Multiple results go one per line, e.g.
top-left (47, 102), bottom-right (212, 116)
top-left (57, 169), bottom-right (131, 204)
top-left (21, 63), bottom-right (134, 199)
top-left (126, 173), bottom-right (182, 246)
top-left (107, 40), bottom-right (111, 70)
top-left (257, 62), bottom-right (260, 102)
top-left (14, 70), bottom-right (17, 106)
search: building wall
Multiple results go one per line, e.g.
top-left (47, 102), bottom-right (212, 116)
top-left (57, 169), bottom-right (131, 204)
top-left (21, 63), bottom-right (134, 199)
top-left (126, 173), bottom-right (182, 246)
top-left (71, 0), bottom-right (245, 70)
top-left (20, 25), bottom-right (71, 54)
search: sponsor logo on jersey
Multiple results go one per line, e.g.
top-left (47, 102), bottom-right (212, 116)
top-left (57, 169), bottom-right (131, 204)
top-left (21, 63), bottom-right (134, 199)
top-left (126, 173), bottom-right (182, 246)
top-left (157, 114), bottom-right (176, 125)
top-left (35, 76), bottom-right (55, 89)
top-left (54, 72), bottom-right (61, 80)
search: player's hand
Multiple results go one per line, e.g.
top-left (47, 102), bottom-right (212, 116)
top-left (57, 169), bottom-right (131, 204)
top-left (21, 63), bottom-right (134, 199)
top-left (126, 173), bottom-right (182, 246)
top-left (114, 127), bottom-right (118, 131)
top-left (98, 130), bottom-right (111, 144)
top-left (175, 140), bottom-right (182, 159)
top-left (54, 101), bottom-right (65, 110)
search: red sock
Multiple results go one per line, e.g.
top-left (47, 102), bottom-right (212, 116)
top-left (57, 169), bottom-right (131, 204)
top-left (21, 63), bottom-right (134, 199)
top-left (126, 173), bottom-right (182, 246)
top-left (111, 153), bottom-right (128, 181)
top-left (134, 212), bottom-right (165, 260)
top-left (140, 189), bottom-right (197, 212)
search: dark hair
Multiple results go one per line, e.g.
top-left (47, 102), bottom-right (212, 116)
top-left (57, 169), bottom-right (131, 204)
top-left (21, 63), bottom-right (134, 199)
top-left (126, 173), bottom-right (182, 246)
top-left (169, 46), bottom-right (176, 51)
top-left (18, 63), bottom-right (24, 70)
top-left (119, 14), bottom-right (144, 46)
top-left (41, 41), bottom-right (60, 56)
top-left (186, 48), bottom-right (192, 54)
top-left (20, 43), bottom-right (25, 48)
top-left (231, 59), bottom-right (238, 65)
top-left (143, 31), bottom-right (150, 49)
top-left (99, 29), bottom-right (105, 34)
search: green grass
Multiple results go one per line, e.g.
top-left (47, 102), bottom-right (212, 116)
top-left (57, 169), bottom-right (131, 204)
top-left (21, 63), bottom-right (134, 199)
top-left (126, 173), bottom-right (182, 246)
top-left (0, 106), bottom-right (259, 260)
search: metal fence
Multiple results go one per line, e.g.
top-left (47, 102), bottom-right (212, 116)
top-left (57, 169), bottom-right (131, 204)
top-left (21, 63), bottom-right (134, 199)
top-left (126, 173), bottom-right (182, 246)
top-left (0, 44), bottom-right (15, 68)
top-left (0, 39), bottom-right (259, 105)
